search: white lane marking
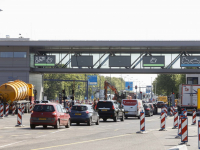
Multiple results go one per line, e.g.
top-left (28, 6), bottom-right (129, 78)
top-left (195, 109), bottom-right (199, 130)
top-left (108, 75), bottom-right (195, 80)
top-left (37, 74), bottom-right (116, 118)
top-left (0, 140), bottom-right (26, 148)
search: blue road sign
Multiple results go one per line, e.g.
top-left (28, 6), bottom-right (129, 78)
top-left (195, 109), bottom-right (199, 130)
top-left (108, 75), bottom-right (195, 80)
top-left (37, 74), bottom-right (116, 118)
top-left (91, 95), bottom-right (94, 100)
top-left (125, 82), bottom-right (133, 91)
top-left (146, 86), bottom-right (151, 93)
top-left (87, 75), bottom-right (97, 85)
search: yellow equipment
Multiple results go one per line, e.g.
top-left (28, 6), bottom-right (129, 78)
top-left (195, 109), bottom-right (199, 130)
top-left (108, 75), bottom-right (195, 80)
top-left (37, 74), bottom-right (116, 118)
top-left (158, 96), bottom-right (168, 103)
top-left (0, 80), bottom-right (34, 104)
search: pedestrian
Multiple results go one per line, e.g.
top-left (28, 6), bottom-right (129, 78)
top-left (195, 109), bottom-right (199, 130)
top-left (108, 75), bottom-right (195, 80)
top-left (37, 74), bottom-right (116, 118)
top-left (93, 100), bottom-right (97, 110)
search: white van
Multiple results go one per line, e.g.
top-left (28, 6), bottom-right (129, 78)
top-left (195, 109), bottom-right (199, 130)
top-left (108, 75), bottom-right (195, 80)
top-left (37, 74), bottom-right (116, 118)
top-left (122, 99), bottom-right (144, 119)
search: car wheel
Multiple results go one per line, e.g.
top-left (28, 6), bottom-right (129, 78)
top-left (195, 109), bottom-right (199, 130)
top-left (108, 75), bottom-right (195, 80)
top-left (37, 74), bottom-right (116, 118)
top-left (87, 118), bottom-right (92, 126)
top-left (96, 117), bottom-right (99, 125)
top-left (113, 116), bottom-right (117, 122)
top-left (30, 124), bottom-right (35, 129)
top-left (43, 125), bottom-right (47, 129)
top-left (76, 122), bottom-right (80, 126)
top-left (54, 120), bottom-right (60, 129)
top-left (120, 113), bottom-right (124, 121)
top-left (103, 118), bottom-right (107, 122)
top-left (138, 116), bottom-right (140, 119)
top-left (65, 119), bottom-right (70, 128)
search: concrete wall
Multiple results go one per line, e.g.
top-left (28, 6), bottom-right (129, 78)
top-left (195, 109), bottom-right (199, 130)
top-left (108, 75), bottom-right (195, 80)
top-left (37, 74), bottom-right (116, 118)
top-left (0, 46), bottom-right (30, 85)
top-left (29, 73), bottom-right (44, 101)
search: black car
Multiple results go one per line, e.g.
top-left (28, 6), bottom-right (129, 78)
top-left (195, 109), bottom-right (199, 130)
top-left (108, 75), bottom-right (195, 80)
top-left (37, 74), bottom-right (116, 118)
top-left (157, 101), bottom-right (165, 108)
top-left (96, 100), bottom-right (125, 122)
top-left (70, 104), bottom-right (99, 126)
top-left (143, 103), bottom-right (154, 117)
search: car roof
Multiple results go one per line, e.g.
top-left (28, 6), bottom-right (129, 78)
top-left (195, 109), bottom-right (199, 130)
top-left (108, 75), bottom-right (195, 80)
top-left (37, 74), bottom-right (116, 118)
top-left (73, 104), bottom-right (91, 107)
top-left (98, 100), bottom-right (116, 102)
top-left (35, 103), bottom-right (58, 106)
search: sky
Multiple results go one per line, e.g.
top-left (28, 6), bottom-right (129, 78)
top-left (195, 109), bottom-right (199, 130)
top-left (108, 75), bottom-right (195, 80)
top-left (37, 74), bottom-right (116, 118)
top-left (1, 0), bottom-right (199, 90)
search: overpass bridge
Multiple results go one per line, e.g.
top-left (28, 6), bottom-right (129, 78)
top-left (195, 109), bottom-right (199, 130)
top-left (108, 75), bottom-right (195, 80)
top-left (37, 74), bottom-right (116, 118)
top-left (0, 39), bottom-right (200, 99)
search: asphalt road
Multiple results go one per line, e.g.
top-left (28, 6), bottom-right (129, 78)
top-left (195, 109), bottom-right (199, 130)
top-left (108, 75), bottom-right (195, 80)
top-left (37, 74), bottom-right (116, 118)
top-left (0, 109), bottom-right (199, 150)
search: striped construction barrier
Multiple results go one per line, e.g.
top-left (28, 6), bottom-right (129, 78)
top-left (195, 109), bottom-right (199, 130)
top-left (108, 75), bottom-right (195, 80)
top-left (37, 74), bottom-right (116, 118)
top-left (198, 120), bottom-right (200, 149)
top-left (5, 104), bottom-right (9, 117)
top-left (140, 110), bottom-right (145, 132)
top-left (21, 104), bottom-right (25, 114)
top-left (176, 114), bottom-right (184, 138)
top-left (160, 110), bottom-right (166, 131)
top-left (183, 109), bottom-right (187, 118)
top-left (0, 103), bottom-right (4, 119)
top-left (29, 103), bottom-right (33, 112)
top-left (181, 116), bottom-right (188, 144)
top-left (15, 108), bottom-right (23, 127)
top-left (172, 106), bottom-right (175, 115)
top-left (172, 110), bottom-right (178, 129)
top-left (192, 109), bottom-right (196, 125)
top-left (12, 105), bottom-right (16, 116)
top-left (164, 106), bottom-right (168, 118)
top-left (170, 107), bottom-right (173, 116)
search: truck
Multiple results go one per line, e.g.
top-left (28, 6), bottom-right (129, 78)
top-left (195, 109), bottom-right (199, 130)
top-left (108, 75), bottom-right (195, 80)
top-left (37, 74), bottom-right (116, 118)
top-left (157, 96), bottom-right (168, 103)
top-left (0, 80), bottom-right (35, 113)
top-left (177, 84), bottom-right (199, 114)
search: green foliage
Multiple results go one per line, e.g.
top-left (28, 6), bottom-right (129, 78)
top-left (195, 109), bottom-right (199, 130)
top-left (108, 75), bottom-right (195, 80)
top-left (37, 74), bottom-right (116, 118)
top-left (43, 74), bottom-right (125, 100)
top-left (153, 74), bottom-right (186, 96)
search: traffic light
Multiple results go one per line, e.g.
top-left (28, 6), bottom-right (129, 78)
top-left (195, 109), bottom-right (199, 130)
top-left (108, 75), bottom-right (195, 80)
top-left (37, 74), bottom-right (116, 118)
top-left (62, 89), bottom-right (65, 94)
top-left (59, 93), bottom-right (62, 104)
top-left (135, 86), bottom-right (137, 89)
top-left (128, 86), bottom-right (130, 89)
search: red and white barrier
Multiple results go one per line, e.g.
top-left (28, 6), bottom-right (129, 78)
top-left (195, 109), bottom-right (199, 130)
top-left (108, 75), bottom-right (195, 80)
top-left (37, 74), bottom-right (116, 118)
top-left (0, 103), bottom-right (4, 119)
top-left (181, 116), bottom-right (188, 143)
top-left (191, 109), bottom-right (196, 125)
top-left (170, 107), bottom-right (173, 116)
top-left (21, 104), bottom-right (25, 114)
top-left (5, 104), bottom-right (9, 117)
top-left (140, 110), bottom-right (145, 132)
top-left (183, 109), bottom-right (187, 117)
top-left (12, 105), bottom-right (16, 116)
top-left (160, 110), bottom-right (166, 131)
top-left (172, 111), bottom-right (178, 129)
top-left (29, 103), bottom-right (33, 112)
top-left (198, 120), bottom-right (200, 149)
top-left (172, 106), bottom-right (175, 115)
top-left (164, 106), bottom-right (168, 117)
top-left (16, 108), bottom-right (23, 126)
top-left (176, 114), bottom-right (184, 138)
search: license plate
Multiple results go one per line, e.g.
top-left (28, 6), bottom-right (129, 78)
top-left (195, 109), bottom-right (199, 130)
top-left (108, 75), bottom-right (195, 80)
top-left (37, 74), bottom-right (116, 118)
top-left (125, 112), bottom-right (128, 114)
top-left (75, 113), bottom-right (81, 115)
top-left (39, 118), bottom-right (46, 120)
top-left (101, 109), bottom-right (107, 111)
top-left (187, 109), bottom-right (193, 112)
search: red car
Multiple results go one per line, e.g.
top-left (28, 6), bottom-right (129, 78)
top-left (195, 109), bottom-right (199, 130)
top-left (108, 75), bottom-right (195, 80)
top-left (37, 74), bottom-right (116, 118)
top-left (30, 103), bottom-right (70, 129)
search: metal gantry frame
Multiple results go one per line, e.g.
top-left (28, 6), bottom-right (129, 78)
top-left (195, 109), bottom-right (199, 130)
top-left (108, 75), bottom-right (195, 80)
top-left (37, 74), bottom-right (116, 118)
top-left (32, 49), bottom-right (200, 74)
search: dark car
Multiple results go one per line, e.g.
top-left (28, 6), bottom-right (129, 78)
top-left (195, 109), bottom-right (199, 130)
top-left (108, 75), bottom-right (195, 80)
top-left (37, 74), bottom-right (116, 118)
top-left (96, 100), bottom-right (125, 122)
top-left (143, 103), bottom-right (153, 117)
top-left (157, 101), bottom-right (165, 108)
top-left (70, 104), bottom-right (99, 126)
top-left (30, 103), bottom-right (70, 129)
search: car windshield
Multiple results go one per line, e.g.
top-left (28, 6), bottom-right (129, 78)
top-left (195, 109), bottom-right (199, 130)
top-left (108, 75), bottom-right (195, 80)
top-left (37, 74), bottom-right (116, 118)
top-left (33, 105), bottom-right (55, 112)
top-left (143, 104), bottom-right (149, 108)
top-left (71, 106), bottom-right (87, 111)
top-left (97, 102), bottom-right (113, 108)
